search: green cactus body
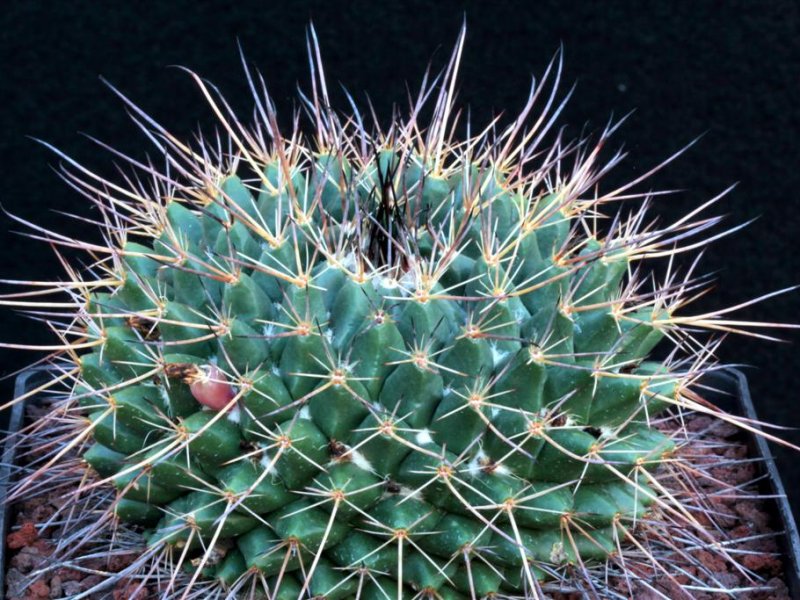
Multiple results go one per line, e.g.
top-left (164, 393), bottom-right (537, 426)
top-left (72, 144), bottom-right (684, 596)
top-left (10, 26), bottom-right (765, 600)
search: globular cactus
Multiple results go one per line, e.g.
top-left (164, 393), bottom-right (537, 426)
top-left (3, 26), bottom-right (794, 600)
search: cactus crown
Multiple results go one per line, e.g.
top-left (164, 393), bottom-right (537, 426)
top-left (3, 26), bottom-right (793, 599)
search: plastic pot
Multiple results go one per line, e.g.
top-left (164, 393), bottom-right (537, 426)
top-left (0, 367), bottom-right (798, 597)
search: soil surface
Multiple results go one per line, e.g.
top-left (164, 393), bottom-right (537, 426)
top-left (3, 403), bottom-right (154, 599)
top-left (3, 407), bottom-right (795, 599)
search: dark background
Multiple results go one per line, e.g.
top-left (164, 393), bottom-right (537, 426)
top-left (1, 1), bottom-right (798, 515)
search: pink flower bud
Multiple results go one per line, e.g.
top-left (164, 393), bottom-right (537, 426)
top-left (190, 365), bottom-right (236, 411)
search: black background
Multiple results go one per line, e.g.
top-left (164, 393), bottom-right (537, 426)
top-left (1, 1), bottom-right (798, 516)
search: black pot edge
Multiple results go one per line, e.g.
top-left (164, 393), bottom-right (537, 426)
top-left (0, 367), bottom-right (798, 596)
top-left (709, 368), bottom-right (800, 594)
top-left (0, 367), bottom-right (42, 599)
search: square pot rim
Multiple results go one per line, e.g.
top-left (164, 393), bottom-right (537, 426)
top-left (0, 366), bottom-right (798, 597)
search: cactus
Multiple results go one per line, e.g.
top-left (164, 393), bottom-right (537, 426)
top-left (2, 26), bottom-right (796, 599)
